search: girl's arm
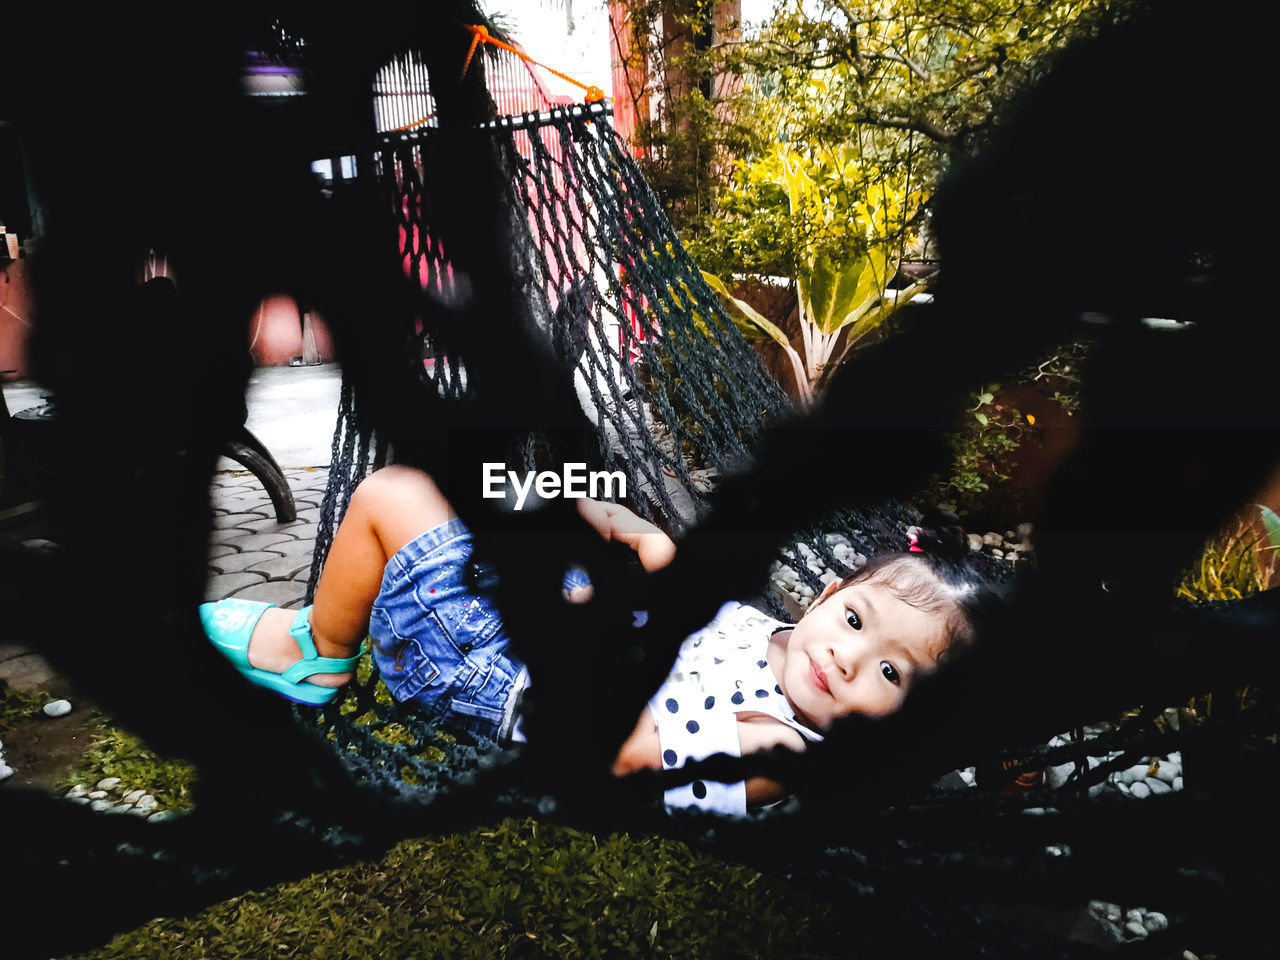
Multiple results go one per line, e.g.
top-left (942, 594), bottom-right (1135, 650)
top-left (736, 715), bottom-right (807, 807)
top-left (611, 708), bottom-right (661, 777)
top-left (612, 709), bottom-right (807, 808)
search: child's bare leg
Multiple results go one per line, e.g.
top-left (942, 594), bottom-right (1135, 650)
top-left (246, 466), bottom-right (456, 685)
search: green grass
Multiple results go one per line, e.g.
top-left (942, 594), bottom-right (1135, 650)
top-left (57, 723), bottom-right (198, 810)
top-left (67, 817), bottom-right (840, 959)
top-left (2, 682), bottom-right (196, 808)
top-left (0, 683), bottom-right (49, 735)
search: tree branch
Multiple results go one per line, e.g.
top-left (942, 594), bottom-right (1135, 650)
top-left (856, 112), bottom-right (956, 144)
top-left (863, 49), bottom-right (933, 82)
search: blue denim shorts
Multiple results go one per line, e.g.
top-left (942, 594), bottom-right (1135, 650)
top-left (369, 517), bottom-right (591, 742)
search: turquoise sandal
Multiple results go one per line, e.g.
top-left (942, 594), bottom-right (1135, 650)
top-left (198, 598), bottom-right (362, 706)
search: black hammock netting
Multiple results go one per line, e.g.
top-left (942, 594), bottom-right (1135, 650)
top-left (308, 101), bottom-right (787, 550)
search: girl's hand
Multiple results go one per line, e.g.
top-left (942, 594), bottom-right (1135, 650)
top-left (612, 707), bottom-right (662, 776)
top-left (576, 498), bottom-right (677, 572)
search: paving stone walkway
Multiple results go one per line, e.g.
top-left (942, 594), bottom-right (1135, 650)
top-left (205, 468), bottom-right (330, 607)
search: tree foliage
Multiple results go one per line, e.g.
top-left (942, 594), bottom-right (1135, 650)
top-left (625, 1), bottom-right (1144, 280)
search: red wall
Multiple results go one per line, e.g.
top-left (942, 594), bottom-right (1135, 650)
top-left (0, 258), bottom-right (34, 379)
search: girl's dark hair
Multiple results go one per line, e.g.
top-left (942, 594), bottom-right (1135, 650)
top-left (827, 518), bottom-right (1015, 657)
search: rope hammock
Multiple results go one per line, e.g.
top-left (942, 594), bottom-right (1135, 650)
top-left (301, 99), bottom-right (937, 795)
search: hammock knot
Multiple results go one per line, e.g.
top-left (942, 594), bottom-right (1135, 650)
top-left (461, 23), bottom-right (490, 80)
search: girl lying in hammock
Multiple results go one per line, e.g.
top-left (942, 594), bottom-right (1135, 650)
top-left (200, 465), bottom-right (1007, 816)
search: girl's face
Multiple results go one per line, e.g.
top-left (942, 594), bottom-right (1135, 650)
top-left (770, 578), bottom-right (953, 732)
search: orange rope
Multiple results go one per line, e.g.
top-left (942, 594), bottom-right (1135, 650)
top-left (461, 23), bottom-right (605, 104)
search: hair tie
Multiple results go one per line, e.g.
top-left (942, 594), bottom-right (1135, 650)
top-left (906, 526), bottom-right (925, 553)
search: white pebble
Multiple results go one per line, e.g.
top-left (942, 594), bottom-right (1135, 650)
top-left (1143, 912), bottom-right (1169, 932)
top-left (68, 796), bottom-right (90, 805)
top-left (122, 789), bottom-right (145, 804)
top-left (87, 790), bottom-right (108, 800)
top-left (43, 699), bottom-right (72, 717)
top-left (967, 533), bottom-right (983, 552)
top-left (147, 810), bottom-right (175, 823)
top-left (97, 777), bottom-right (122, 790)
top-left (1153, 760), bottom-right (1180, 784)
top-left (1118, 763), bottom-right (1150, 785)
top-left (1126, 908), bottom-right (1144, 922)
top-left (1124, 920), bottom-right (1148, 938)
top-left (106, 804), bottom-right (132, 815)
top-left (1146, 777), bottom-right (1172, 795)
top-left (797, 584), bottom-right (814, 598)
top-left (819, 570), bottom-right (839, 586)
top-left (90, 799), bottom-right (112, 812)
top-left (1129, 781), bottom-right (1151, 799)
top-left (990, 548), bottom-right (1004, 559)
top-left (1045, 762), bottom-right (1075, 790)
top-left (66, 784), bottom-right (88, 798)
top-left (1172, 776), bottom-right (1183, 791)
top-left (1089, 900), bottom-right (1121, 923)
top-left (135, 795), bottom-right (157, 810)
top-left (0, 763), bottom-right (12, 781)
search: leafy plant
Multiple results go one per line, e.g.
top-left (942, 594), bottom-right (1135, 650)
top-left (922, 384), bottom-right (1030, 514)
top-left (1020, 338), bottom-right (1092, 416)
top-left (1176, 509), bottom-right (1276, 604)
top-left (702, 147), bottom-right (920, 404)
top-left (1174, 509), bottom-right (1278, 725)
top-left (1260, 504), bottom-right (1280, 556)
top-left (0, 683), bottom-right (50, 736)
